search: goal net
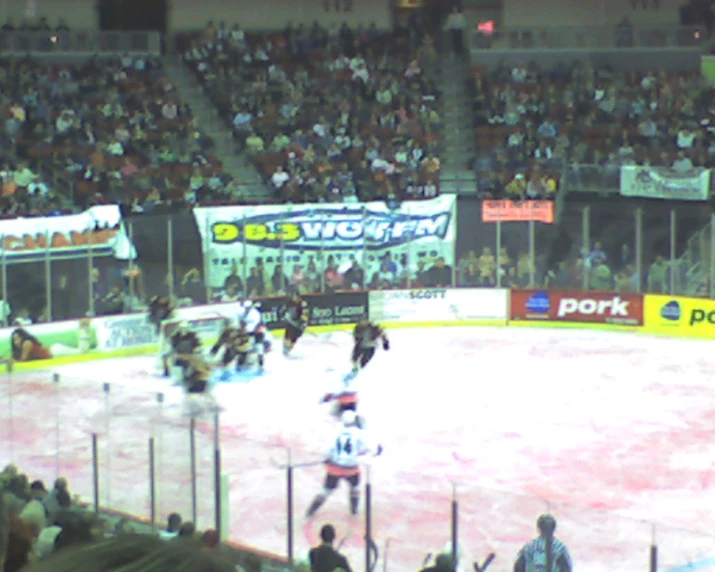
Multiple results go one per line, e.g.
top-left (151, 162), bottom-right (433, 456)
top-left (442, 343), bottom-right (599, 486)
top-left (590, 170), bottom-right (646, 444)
top-left (160, 313), bottom-right (232, 354)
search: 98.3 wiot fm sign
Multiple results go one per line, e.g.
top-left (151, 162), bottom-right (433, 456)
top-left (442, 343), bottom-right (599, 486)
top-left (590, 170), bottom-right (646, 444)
top-left (193, 197), bottom-right (457, 288)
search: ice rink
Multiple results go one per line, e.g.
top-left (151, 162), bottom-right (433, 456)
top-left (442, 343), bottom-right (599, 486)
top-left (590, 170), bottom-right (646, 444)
top-left (2, 326), bottom-right (715, 571)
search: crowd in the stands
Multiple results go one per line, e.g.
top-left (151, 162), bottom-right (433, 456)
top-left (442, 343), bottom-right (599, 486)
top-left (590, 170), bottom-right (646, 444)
top-left (471, 62), bottom-right (715, 197)
top-left (180, 20), bottom-right (442, 204)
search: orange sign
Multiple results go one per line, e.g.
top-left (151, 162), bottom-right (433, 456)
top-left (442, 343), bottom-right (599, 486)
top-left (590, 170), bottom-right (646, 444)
top-left (481, 200), bottom-right (554, 224)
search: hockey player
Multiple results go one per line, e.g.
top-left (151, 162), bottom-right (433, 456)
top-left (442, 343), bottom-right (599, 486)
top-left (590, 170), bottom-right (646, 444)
top-left (351, 319), bottom-right (389, 372)
top-left (210, 320), bottom-right (253, 377)
top-left (305, 410), bottom-right (382, 519)
top-left (321, 370), bottom-right (359, 419)
top-left (148, 296), bottom-right (175, 377)
top-left (239, 300), bottom-right (269, 370)
top-left (283, 291), bottom-right (309, 356)
top-left (170, 321), bottom-right (201, 371)
top-left (181, 352), bottom-right (212, 394)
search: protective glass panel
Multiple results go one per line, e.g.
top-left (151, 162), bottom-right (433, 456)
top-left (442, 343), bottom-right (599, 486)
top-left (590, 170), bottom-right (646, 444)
top-left (456, 199), bottom-right (497, 288)
top-left (585, 200), bottom-right (637, 293)
top-left (640, 201), bottom-right (672, 295)
top-left (670, 203), bottom-right (713, 297)
top-left (171, 212), bottom-right (208, 307)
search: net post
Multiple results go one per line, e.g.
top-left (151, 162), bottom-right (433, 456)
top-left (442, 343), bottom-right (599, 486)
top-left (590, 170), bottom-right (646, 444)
top-left (213, 408), bottom-right (222, 536)
top-left (365, 465), bottom-right (372, 572)
top-left (649, 525), bottom-right (657, 572)
top-left (149, 437), bottom-right (156, 531)
top-left (53, 373), bottom-right (60, 480)
top-left (103, 382), bottom-right (111, 506)
top-left (190, 416), bottom-right (198, 524)
top-left (287, 448), bottom-right (294, 566)
top-left (451, 483), bottom-right (458, 571)
top-left (92, 432), bottom-right (100, 513)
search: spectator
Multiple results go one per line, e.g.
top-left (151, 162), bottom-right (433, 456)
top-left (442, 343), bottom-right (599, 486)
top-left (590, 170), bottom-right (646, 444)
top-left (427, 257), bottom-right (452, 287)
top-left (647, 255), bottom-right (670, 293)
top-left (23, 534), bottom-right (236, 572)
top-left (514, 514), bottom-right (572, 572)
top-left (44, 478), bottom-right (71, 526)
top-left (159, 513), bottom-right (182, 541)
top-left (419, 554), bottom-right (454, 572)
top-left (443, 6), bottom-right (467, 58)
top-left (309, 524), bottom-right (352, 572)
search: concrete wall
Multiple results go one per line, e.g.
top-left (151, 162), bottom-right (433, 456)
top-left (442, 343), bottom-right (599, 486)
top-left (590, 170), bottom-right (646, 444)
top-left (502, 0), bottom-right (683, 27)
top-left (0, 0), bottom-right (393, 31)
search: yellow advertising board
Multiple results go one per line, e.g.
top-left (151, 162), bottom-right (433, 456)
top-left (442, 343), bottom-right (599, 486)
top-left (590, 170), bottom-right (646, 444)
top-left (644, 295), bottom-right (715, 339)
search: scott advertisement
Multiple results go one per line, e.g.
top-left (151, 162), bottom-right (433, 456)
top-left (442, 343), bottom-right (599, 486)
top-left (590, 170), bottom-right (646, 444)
top-left (644, 295), bottom-right (715, 338)
top-left (369, 288), bottom-right (508, 324)
top-left (193, 197), bottom-right (456, 288)
top-left (510, 289), bottom-right (644, 326)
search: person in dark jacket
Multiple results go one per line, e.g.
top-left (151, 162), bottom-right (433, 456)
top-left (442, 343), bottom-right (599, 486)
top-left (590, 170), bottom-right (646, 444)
top-left (420, 554), bottom-right (454, 572)
top-left (514, 514), bottom-right (572, 572)
top-left (308, 524), bottom-right (352, 572)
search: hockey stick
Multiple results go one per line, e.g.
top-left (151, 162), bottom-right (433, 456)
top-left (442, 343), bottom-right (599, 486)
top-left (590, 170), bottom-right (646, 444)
top-left (336, 530), bottom-right (351, 551)
top-left (367, 536), bottom-right (379, 572)
top-left (473, 553), bottom-right (496, 572)
top-left (270, 457), bottom-right (325, 470)
top-left (422, 553), bottom-right (433, 567)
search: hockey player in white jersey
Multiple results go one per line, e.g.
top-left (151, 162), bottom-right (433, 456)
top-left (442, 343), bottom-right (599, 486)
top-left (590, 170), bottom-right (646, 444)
top-left (238, 300), bottom-right (271, 370)
top-left (305, 410), bottom-right (382, 518)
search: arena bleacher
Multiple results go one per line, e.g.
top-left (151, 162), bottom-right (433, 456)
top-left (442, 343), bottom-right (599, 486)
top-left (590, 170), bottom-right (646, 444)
top-left (179, 21), bottom-right (442, 204)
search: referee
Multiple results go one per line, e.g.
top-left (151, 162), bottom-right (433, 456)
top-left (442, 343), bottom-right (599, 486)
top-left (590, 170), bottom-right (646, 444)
top-left (514, 514), bottom-right (572, 572)
top-left (309, 524), bottom-right (352, 572)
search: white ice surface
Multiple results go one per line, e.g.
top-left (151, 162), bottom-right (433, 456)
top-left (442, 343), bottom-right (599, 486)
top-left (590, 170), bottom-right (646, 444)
top-left (1, 327), bottom-right (715, 571)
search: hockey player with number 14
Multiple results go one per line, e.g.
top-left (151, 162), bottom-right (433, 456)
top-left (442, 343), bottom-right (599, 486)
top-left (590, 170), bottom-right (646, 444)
top-left (305, 410), bottom-right (382, 519)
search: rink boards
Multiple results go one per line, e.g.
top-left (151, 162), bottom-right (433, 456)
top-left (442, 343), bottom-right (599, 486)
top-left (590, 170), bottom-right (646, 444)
top-left (3, 288), bottom-right (714, 371)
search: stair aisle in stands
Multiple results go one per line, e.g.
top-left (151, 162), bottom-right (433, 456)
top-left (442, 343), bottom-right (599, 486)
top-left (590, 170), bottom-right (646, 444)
top-left (437, 54), bottom-right (478, 195)
top-left (163, 58), bottom-right (272, 201)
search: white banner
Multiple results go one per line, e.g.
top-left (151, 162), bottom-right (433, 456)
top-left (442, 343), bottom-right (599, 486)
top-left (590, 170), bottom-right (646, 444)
top-left (193, 197), bottom-right (457, 289)
top-left (369, 288), bottom-right (508, 324)
top-left (620, 166), bottom-right (711, 201)
top-left (0, 205), bottom-right (135, 260)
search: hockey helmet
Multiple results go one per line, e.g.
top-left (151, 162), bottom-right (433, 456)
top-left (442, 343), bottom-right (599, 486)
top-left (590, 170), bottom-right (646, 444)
top-left (341, 410), bottom-right (357, 427)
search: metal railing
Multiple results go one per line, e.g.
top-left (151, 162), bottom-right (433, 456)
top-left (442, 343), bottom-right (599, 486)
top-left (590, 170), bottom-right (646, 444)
top-left (565, 163), bottom-right (715, 196)
top-left (471, 24), bottom-right (707, 51)
top-left (0, 30), bottom-right (161, 54)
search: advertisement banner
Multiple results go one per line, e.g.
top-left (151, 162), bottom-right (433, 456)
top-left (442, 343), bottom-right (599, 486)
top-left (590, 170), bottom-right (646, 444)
top-left (193, 196), bottom-right (457, 288)
top-left (510, 289), bottom-right (644, 326)
top-left (644, 295), bottom-right (715, 339)
top-left (481, 200), bottom-right (554, 223)
top-left (257, 292), bottom-right (368, 330)
top-left (369, 288), bottom-right (508, 324)
top-left (620, 166), bottom-right (711, 201)
top-left (0, 205), bottom-right (135, 261)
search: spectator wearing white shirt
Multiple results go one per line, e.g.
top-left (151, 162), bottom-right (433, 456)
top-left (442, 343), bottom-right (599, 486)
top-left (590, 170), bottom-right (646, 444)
top-left (676, 127), bottom-right (696, 149)
top-left (107, 141), bottom-right (124, 156)
top-left (233, 110), bottom-right (253, 132)
top-left (672, 151), bottom-right (693, 173)
top-left (271, 166), bottom-right (290, 189)
top-left (443, 6), bottom-right (467, 57)
top-left (161, 101), bottom-right (178, 120)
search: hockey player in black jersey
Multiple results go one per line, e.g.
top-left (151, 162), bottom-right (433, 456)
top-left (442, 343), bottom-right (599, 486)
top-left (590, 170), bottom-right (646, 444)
top-left (170, 322), bottom-right (201, 371)
top-left (283, 291), bottom-right (309, 356)
top-left (210, 321), bottom-right (253, 378)
top-left (351, 319), bottom-right (389, 372)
